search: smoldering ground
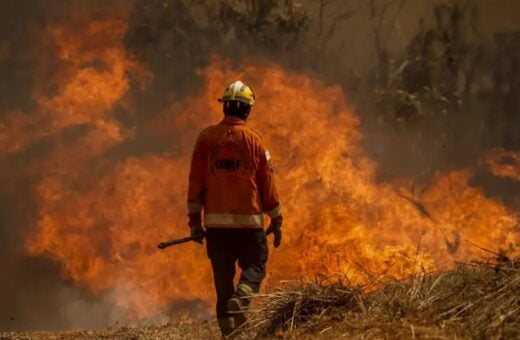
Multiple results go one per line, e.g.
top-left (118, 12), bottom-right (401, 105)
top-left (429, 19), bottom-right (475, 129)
top-left (1, 0), bottom-right (520, 331)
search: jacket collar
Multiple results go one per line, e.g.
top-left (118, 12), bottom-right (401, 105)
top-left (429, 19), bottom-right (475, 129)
top-left (220, 115), bottom-right (246, 126)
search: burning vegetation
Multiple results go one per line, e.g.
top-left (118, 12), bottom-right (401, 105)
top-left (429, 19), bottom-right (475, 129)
top-left (0, 0), bottom-right (519, 337)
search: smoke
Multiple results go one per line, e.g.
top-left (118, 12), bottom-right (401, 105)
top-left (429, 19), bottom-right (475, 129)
top-left (0, 0), bottom-right (519, 331)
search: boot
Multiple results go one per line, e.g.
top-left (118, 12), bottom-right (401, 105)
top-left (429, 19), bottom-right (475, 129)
top-left (226, 283), bottom-right (253, 330)
top-left (217, 317), bottom-right (235, 337)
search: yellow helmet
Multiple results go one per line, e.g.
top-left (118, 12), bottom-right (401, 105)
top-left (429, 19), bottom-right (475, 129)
top-left (219, 80), bottom-right (255, 106)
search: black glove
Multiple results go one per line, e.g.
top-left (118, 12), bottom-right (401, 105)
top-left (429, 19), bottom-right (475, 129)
top-left (190, 225), bottom-right (205, 244)
top-left (266, 215), bottom-right (283, 248)
top-left (188, 213), bottom-right (205, 244)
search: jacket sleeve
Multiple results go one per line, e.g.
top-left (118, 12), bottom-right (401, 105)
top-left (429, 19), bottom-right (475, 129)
top-left (187, 135), bottom-right (205, 214)
top-left (256, 138), bottom-right (282, 218)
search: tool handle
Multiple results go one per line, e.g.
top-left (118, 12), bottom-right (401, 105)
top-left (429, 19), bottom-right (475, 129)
top-left (157, 236), bottom-right (198, 249)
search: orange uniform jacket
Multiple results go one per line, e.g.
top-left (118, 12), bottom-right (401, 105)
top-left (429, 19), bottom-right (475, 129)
top-left (188, 116), bottom-right (281, 228)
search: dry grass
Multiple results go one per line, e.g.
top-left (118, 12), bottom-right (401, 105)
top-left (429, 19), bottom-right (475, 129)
top-left (242, 257), bottom-right (520, 339)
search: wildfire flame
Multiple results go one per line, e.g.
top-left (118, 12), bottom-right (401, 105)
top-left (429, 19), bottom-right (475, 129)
top-left (486, 149), bottom-right (520, 182)
top-left (1, 13), bottom-right (517, 321)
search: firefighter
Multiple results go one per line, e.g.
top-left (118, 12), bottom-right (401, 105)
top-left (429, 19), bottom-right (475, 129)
top-left (187, 80), bottom-right (283, 336)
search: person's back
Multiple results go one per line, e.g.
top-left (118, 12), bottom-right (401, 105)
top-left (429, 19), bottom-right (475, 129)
top-left (190, 116), bottom-right (280, 227)
top-left (186, 81), bottom-right (283, 336)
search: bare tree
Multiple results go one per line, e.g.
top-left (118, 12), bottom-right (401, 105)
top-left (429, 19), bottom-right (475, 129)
top-left (368, 0), bottom-right (408, 87)
top-left (310, 0), bottom-right (360, 68)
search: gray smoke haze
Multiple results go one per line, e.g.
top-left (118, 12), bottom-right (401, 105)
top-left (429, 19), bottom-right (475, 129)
top-left (1, 0), bottom-right (519, 331)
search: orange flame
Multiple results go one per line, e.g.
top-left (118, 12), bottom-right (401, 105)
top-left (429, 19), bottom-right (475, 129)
top-left (486, 149), bottom-right (520, 182)
top-left (6, 16), bottom-right (518, 320)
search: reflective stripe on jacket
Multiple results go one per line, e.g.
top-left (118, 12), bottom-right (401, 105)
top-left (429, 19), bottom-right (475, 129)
top-left (187, 116), bottom-right (281, 228)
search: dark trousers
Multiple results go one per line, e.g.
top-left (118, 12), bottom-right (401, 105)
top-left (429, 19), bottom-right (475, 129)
top-left (205, 228), bottom-right (268, 318)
